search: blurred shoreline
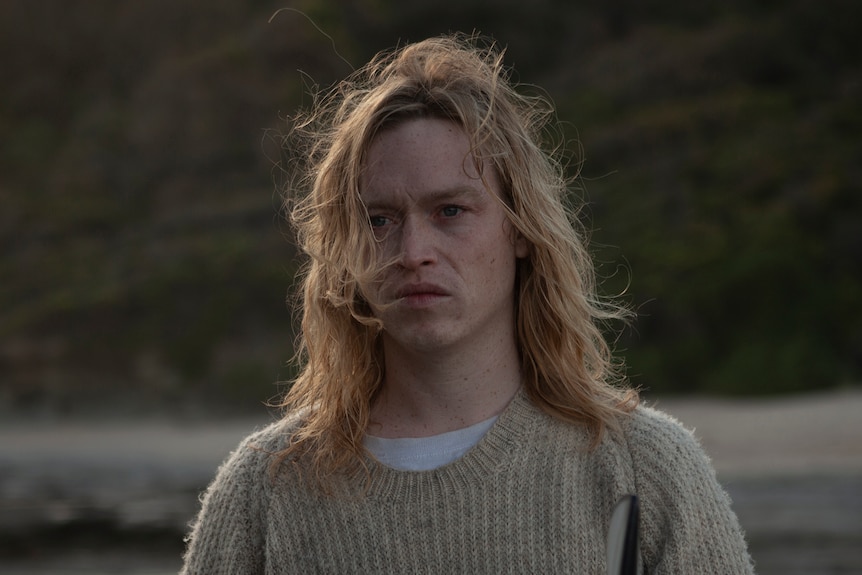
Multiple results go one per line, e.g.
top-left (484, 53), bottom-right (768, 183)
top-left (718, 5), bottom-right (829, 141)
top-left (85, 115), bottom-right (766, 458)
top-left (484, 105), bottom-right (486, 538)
top-left (2, 388), bottom-right (861, 574)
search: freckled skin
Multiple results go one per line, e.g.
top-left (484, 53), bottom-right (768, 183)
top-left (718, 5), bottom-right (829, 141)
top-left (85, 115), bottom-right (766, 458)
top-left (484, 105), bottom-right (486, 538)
top-left (361, 118), bottom-right (527, 359)
top-left (360, 118), bottom-right (528, 436)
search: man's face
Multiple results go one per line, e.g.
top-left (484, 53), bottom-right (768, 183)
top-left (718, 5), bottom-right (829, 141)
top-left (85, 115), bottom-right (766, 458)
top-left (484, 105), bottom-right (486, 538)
top-left (360, 117), bottom-right (528, 357)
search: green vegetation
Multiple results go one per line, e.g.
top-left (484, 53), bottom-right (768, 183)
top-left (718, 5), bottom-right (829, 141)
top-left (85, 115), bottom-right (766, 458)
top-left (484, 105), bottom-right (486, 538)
top-left (0, 0), bottom-right (859, 412)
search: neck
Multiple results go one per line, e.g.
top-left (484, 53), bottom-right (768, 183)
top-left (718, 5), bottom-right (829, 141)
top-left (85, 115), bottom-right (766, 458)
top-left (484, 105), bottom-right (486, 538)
top-left (368, 334), bottom-right (522, 438)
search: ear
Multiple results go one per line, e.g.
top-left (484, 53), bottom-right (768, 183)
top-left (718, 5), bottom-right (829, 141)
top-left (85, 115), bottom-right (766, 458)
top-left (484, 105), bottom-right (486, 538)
top-left (514, 230), bottom-right (529, 259)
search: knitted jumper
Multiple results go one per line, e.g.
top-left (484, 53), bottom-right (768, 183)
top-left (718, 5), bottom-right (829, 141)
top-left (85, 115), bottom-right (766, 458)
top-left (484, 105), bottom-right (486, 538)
top-left (181, 392), bottom-right (755, 574)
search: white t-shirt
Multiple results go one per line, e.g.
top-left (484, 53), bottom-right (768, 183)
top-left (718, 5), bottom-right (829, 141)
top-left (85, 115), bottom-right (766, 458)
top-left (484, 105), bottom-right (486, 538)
top-left (364, 416), bottom-right (499, 471)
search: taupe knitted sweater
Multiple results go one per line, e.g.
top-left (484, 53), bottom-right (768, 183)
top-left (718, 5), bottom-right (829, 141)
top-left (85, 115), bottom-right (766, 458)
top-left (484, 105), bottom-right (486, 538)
top-left (181, 392), bottom-right (754, 574)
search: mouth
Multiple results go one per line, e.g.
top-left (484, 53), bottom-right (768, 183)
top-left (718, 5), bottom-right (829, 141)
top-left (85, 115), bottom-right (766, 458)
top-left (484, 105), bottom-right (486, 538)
top-left (395, 283), bottom-right (449, 306)
top-left (396, 283), bottom-right (447, 298)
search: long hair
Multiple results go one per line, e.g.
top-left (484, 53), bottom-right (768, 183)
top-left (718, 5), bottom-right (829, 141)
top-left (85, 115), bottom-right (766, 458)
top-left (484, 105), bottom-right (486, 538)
top-left (278, 33), bottom-right (637, 486)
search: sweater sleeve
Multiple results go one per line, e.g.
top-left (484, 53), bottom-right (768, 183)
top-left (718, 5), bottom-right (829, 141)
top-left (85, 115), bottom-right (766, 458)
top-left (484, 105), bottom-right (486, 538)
top-left (180, 429), bottom-right (274, 575)
top-left (626, 407), bottom-right (755, 575)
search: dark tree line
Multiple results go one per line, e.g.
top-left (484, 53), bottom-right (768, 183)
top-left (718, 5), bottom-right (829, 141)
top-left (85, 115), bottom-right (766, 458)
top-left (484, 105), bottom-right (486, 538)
top-left (1, 0), bottom-right (859, 413)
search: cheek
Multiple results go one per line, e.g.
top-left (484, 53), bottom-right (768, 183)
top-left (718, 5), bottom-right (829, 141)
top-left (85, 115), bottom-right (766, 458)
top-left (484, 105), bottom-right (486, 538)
top-left (355, 267), bottom-right (389, 308)
top-left (472, 247), bottom-right (516, 283)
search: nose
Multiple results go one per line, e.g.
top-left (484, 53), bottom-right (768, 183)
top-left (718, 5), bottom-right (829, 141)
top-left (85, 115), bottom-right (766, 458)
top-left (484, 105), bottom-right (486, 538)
top-left (398, 215), bottom-right (436, 270)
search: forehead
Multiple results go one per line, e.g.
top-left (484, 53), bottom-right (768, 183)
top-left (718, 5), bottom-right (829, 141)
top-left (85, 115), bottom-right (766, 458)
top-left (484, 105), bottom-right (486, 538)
top-left (360, 117), bottom-right (499, 202)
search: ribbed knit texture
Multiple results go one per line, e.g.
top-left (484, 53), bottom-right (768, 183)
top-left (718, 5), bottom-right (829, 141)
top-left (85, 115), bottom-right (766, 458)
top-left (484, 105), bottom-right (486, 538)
top-left (181, 392), bottom-right (755, 574)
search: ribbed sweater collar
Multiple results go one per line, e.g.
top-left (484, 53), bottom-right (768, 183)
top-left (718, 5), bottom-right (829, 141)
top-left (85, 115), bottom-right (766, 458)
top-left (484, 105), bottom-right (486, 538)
top-left (361, 389), bottom-right (541, 500)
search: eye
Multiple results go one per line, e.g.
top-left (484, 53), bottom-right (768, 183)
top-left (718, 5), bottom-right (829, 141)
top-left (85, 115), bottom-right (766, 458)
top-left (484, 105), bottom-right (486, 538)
top-left (369, 214), bottom-right (390, 228)
top-left (440, 205), bottom-right (463, 218)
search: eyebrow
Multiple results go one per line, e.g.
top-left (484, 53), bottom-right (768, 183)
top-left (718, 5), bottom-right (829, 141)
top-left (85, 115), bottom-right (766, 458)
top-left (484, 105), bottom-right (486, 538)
top-left (362, 185), bottom-right (488, 211)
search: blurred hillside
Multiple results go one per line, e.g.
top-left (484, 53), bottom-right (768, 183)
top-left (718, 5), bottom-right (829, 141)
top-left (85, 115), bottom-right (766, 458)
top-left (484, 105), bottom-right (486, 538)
top-left (1, 0), bottom-right (860, 415)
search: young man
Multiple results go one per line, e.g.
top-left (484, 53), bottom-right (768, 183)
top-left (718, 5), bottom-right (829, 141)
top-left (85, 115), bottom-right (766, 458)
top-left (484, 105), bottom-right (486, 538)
top-left (182, 35), bottom-right (754, 573)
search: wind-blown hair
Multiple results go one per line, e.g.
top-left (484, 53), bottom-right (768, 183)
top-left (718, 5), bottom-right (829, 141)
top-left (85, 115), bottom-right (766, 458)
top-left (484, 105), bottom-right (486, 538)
top-left (279, 34), bottom-right (637, 485)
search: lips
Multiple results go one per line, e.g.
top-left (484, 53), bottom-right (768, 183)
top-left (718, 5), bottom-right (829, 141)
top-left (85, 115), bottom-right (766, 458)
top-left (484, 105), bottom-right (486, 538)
top-left (396, 283), bottom-right (448, 300)
top-left (391, 283), bottom-right (450, 308)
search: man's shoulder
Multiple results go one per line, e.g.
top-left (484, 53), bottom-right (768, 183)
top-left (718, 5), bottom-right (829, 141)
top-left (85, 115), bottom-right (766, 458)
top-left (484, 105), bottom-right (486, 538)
top-left (618, 402), bottom-right (717, 484)
top-left (623, 403), bottom-right (699, 447)
top-left (218, 410), bottom-right (306, 471)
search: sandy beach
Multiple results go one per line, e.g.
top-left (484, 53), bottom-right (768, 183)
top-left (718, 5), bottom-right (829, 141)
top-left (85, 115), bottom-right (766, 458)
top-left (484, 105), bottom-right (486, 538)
top-left (1, 389), bottom-right (860, 574)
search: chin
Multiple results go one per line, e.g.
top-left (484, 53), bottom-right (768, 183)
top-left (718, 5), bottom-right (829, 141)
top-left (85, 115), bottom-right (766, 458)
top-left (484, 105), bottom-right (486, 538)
top-left (383, 328), bottom-right (459, 354)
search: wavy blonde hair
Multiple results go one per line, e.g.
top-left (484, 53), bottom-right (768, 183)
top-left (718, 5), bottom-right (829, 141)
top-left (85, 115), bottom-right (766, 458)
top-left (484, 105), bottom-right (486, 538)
top-left (278, 34), bottom-right (637, 485)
